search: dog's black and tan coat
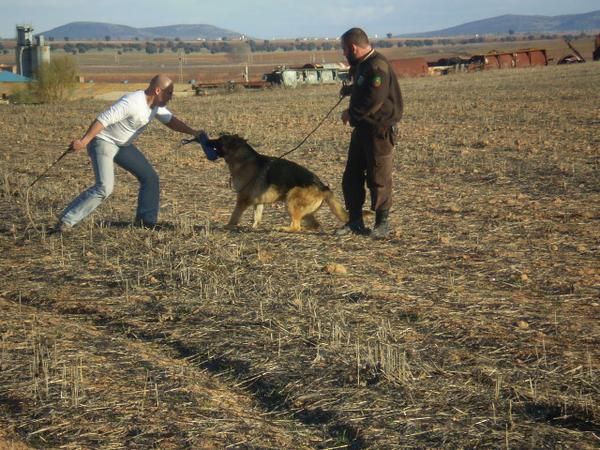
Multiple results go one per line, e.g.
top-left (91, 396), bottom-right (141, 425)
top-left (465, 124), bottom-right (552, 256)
top-left (208, 134), bottom-right (348, 232)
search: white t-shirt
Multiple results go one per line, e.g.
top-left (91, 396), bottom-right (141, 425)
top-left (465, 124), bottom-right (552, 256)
top-left (96, 90), bottom-right (173, 146)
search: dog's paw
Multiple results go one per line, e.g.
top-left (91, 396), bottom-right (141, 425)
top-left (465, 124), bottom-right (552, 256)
top-left (224, 223), bottom-right (239, 231)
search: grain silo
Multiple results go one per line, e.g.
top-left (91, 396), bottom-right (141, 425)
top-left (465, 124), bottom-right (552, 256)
top-left (16, 25), bottom-right (50, 78)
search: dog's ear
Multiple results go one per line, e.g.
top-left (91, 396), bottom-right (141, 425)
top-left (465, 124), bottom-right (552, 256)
top-left (231, 134), bottom-right (248, 146)
top-left (220, 134), bottom-right (234, 146)
top-left (218, 133), bottom-right (248, 147)
top-left (217, 133), bottom-right (234, 143)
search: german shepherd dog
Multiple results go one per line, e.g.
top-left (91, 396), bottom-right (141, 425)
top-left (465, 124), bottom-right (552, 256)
top-left (207, 134), bottom-right (348, 232)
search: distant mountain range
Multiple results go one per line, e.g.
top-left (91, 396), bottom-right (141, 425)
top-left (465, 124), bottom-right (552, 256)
top-left (37, 10), bottom-right (600, 42)
top-left (39, 22), bottom-right (243, 40)
top-left (401, 10), bottom-right (600, 37)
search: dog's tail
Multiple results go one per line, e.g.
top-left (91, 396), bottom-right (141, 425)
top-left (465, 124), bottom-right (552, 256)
top-left (324, 190), bottom-right (349, 223)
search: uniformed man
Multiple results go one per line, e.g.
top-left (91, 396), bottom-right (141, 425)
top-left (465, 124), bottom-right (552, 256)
top-left (337, 27), bottom-right (403, 238)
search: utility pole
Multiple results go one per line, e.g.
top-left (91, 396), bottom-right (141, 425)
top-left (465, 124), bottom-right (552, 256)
top-left (178, 49), bottom-right (184, 84)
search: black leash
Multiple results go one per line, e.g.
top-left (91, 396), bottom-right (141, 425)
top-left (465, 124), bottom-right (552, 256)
top-left (29, 148), bottom-right (72, 188)
top-left (181, 94), bottom-right (346, 159)
top-left (181, 136), bottom-right (199, 145)
top-left (276, 95), bottom-right (345, 160)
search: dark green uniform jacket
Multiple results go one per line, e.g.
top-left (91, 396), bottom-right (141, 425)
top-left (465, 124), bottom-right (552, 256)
top-left (348, 49), bottom-right (403, 130)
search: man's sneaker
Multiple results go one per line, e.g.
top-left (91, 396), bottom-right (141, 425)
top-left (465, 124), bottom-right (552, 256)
top-left (197, 132), bottom-right (219, 161)
top-left (335, 220), bottom-right (371, 236)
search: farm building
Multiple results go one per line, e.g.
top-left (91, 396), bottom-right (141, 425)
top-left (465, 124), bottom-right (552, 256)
top-left (427, 49), bottom-right (548, 75)
top-left (389, 58), bottom-right (429, 77)
top-left (264, 59), bottom-right (431, 87)
top-left (0, 64), bottom-right (17, 74)
top-left (263, 63), bottom-right (349, 88)
top-left (261, 47), bottom-right (550, 89)
top-left (427, 57), bottom-right (473, 75)
top-left (469, 49), bottom-right (548, 70)
top-left (0, 71), bottom-right (31, 82)
top-left (15, 25), bottom-right (50, 78)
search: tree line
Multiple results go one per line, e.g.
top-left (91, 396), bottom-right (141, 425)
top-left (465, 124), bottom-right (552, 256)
top-left (39, 37), bottom-right (528, 55)
top-left (4, 31), bottom-right (590, 56)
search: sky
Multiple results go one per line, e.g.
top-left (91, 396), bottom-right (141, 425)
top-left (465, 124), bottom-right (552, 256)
top-left (1, 0), bottom-right (598, 39)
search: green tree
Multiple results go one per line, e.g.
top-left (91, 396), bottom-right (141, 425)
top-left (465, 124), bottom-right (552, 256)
top-left (145, 42), bottom-right (157, 54)
top-left (231, 42), bottom-right (251, 62)
top-left (76, 43), bottom-right (89, 53)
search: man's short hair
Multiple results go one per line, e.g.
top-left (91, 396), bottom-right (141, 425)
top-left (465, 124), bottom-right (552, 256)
top-left (341, 28), bottom-right (370, 47)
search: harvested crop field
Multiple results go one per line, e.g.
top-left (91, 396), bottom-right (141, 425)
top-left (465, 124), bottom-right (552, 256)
top-left (1, 62), bottom-right (599, 448)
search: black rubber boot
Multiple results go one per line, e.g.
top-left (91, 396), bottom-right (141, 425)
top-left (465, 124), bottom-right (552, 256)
top-left (336, 210), bottom-right (371, 236)
top-left (371, 209), bottom-right (391, 239)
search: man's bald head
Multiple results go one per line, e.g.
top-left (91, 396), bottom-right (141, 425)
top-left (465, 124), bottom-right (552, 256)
top-left (149, 74), bottom-right (173, 90)
top-left (146, 74), bottom-right (174, 107)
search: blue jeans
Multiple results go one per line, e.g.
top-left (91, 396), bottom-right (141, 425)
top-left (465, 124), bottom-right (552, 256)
top-left (60, 138), bottom-right (159, 226)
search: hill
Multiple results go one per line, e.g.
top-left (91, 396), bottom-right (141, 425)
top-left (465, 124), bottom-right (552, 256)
top-left (39, 21), bottom-right (243, 40)
top-left (401, 10), bottom-right (600, 37)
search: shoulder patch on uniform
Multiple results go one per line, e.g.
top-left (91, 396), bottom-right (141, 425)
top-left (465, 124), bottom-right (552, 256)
top-left (372, 75), bottom-right (382, 88)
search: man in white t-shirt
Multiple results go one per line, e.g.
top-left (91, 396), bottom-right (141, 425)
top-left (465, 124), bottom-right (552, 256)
top-left (54, 74), bottom-right (201, 231)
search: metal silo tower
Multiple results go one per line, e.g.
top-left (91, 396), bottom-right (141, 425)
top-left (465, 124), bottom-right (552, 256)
top-left (16, 25), bottom-right (50, 78)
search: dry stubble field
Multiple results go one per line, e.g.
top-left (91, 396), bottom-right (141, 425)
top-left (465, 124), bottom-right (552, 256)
top-left (0, 62), bottom-right (599, 449)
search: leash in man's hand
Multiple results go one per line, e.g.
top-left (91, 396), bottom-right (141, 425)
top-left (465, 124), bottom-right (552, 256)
top-left (29, 148), bottom-right (73, 188)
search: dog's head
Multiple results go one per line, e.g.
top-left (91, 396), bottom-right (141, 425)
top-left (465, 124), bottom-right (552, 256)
top-left (207, 134), bottom-right (256, 161)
